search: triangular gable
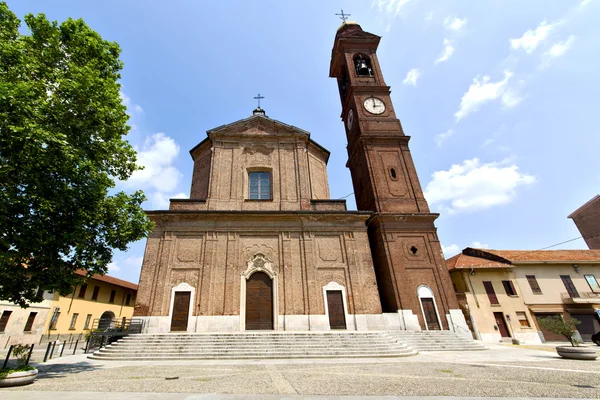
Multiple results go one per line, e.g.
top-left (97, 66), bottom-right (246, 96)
top-left (207, 114), bottom-right (309, 137)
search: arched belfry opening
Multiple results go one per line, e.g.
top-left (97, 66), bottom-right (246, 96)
top-left (353, 54), bottom-right (372, 76)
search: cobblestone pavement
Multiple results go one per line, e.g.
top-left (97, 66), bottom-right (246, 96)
top-left (2, 343), bottom-right (600, 398)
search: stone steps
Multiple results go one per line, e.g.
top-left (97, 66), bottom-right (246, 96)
top-left (88, 330), bottom-right (486, 360)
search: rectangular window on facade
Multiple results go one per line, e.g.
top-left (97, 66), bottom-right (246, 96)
top-left (69, 313), bottom-right (79, 330)
top-left (0, 310), bottom-right (13, 332)
top-left (83, 314), bottom-right (92, 330)
top-left (502, 280), bottom-right (518, 296)
top-left (516, 311), bottom-right (530, 327)
top-left (109, 290), bottom-right (116, 303)
top-left (49, 312), bottom-right (60, 330)
top-left (584, 274), bottom-right (600, 292)
top-left (91, 286), bottom-right (100, 301)
top-left (126, 293), bottom-right (131, 306)
top-left (78, 284), bottom-right (87, 298)
top-left (526, 275), bottom-right (542, 294)
top-left (36, 287), bottom-right (45, 298)
top-left (560, 275), bottom-right (579, 298)
top-left (483, 281), bottom-right (499, 305)
top-left (248, 171), bottom-right (271, 200)
top-left (23, 312), bottom-right (37, 332)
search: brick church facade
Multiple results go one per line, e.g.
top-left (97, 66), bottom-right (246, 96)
top-left (133, 22), bottom-right (468, 334)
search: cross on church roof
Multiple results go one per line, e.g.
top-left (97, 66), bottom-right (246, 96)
top-left (253, 93), bottom-right (265, 108)
top-left (335, 9), bottom-right (351, 22)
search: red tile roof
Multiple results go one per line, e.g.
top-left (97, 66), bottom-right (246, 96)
top-left (481, 249), bottom-right (600, 263)
top-left (74, 270), bottom-right (138, 291)
top-left (446, 253), bottom-right (513, 270)
top-left (446, 247), bottom-right (600, 270)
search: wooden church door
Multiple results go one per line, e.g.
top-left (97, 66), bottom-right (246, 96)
top-left (246, 272), bottom-right (273, 330)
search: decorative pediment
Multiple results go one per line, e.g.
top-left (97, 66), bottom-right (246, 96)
top-left (241, 253), bottom-right (277, 279)
top-left (207, 115), bottom-right (309, 137)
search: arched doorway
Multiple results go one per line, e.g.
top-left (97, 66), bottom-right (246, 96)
top-left (245, 271), bottom-right (273, 330)
top-left (418, 286), bottom-right (442, 330)
top-left (98, 311), bottom-right (115, 330)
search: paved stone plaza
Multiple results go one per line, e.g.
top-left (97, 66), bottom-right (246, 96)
top-left (1, 343), bottom-right (600, 399)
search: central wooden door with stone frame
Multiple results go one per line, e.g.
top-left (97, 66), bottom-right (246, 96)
top-left (170, 292), bottom-right (191, 332)
top-left (326, 290), bottom-right (347, 329)
top-left (245, 271), bottom-right (273, 330)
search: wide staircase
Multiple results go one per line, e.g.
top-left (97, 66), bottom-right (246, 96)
top-left (88, 331), bottom-right (416, 360)
top-left (88, 330), bottom-right (486, 360)
top-left (387, 331), bottom-right (487, 351)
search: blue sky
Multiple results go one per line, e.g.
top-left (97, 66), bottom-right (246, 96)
top-left (9, 0), bottom-right (600, 284)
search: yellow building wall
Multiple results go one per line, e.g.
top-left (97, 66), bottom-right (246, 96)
top-left (43, 278), bottom-right (137, 335)
top-left (512, 263), bottom-right (600, 306)
top-left (451, 268), bottom-right (541, 343)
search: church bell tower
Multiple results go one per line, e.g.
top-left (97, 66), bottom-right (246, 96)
top-left (330, 22), bottom-right (463, 331)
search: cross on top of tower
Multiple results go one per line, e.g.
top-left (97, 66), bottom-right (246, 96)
top-left (335, 9), bottom-right (351, 22)
top-left (253, 93), bottom-right (265, 108)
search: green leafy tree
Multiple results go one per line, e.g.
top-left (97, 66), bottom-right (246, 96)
top-left (0, 2), bottom-right (153, 306)
top-left (537, 315), bottom-right (581, 346)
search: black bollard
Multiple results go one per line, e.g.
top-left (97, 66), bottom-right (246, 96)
top-left (49, 341), bottom-right (56, 359)
top-left (59, 342), bottom-right (66, 357)
top-left (43, 342), bottom-right (52, 362)
top-left (2, 345), bottom-right (13, 369)
top-left (25, 344), bottom-right (34, 365)
top-left (73, 339), bottom-right (79, 355)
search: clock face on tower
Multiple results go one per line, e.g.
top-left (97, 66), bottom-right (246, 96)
top-left (346, 109), bottom-right (354, 130)
top-left (364, 97), bottom-right (385, 115)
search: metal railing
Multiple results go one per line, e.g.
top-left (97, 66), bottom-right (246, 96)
top-left (84, 318), bottom-right (145, 353)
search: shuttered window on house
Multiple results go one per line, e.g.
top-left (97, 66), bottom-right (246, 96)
top-left (126, 293), bottom-right (131, 306)
top-left (526, 275), bottom-right (542, 294)
top-left (91, 286), bottom-right (100, 301)
top-left (560, 275), bottom-right (579, 298)
top-left (83, 314), bottom-right (92, 330)
top-left (69, 313), bottom-right (78, 330)
top-left (109, 290), bottom-right (116, 303)
top-left (78, 284), bottom-right (87, 298)
top-left (516, 311), bottom-right (530, 327)
top-left (502, 280), bottom-right (517, 296)
top-left (0, 310), bottom-right (13, 332)
top-left (23, 312), bottom-right (37, 332)
top-left (483, 281), bottom-right (499, 304)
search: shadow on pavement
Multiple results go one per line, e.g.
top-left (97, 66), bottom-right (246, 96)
top-left (34, 361), bottom-right (101, 380)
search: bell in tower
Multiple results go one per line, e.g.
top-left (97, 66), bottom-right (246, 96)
top-left (354, 55), bottom-right (372, 76)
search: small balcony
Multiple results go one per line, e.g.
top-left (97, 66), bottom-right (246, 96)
top-left (560, 292), bottom-right (600, 304)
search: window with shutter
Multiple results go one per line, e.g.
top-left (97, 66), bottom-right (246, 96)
top-left (560, 275), bottom-right (579, 298)
top-left (0, 310), bottom-right (13, 332)
top-left (516, 311), bottom-right (530, 327)
top-left (526, 275), bottom-right (542, 294)
top-left (78, 284), bottom-right (87, 298)
top-left (83, 314), bottom-right (92, 330)
top-left (91, 286), bottom-right (100, 301)
top-left (502, 280), bottom-right (517, 296)
top-left (69, 313), bottom-right (79, 330)
top-left (109, 290), bottom-right (116, 303)
top-left (24, 312), bottom-right (37, 332)
top-left (483, 281), bottom-right (499, 304)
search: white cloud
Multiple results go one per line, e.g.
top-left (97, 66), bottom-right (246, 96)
top-left (471, 241), bottom-right (489, 249)
top-left (580, 0), bottom-right (592, 7)
top-left (403, 68), bottom-right (422, 86)
top-left (424, 158), bottom-right (536, 214)
top-left (107, 262), bottom-right (121, 273)
top-left (455, 70), bottom-right (514, 121)
top-left (510, 21), bottom-right (557, 53)
top-left (545, 35), bottom-right (575, 58)
top-left (435, 129), bottom-right (455, 147)
top-left (442, 244), bottom-right (460, 257)
top-left (124, 256), bottom-right (144, 268)
top-left (149, 191), bottom-right (188, 210)
top-left (444, 16), bottom-right (467, 31)
top-left (375, 0), bottom-right (411, 16)
top-left (435, 39), bottom-right (455, 64)
top-left (501, 89), bottom-right (523, 108)
top-left (424, 12), bottom-right (434, 22)
top-left (120, 91), bottom-right (144, 114)
top-left (123, 133), bottom-right (182, 193)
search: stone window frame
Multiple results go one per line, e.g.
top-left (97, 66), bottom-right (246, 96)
top-left (168, 282), bottom-right (196, 333)
top-left (322, 281), bottom-right (350, 331)
top-left (239, 254), bottom-right (279, 331)
top-left (417, 285), bottom-right (443, 331)
top-left (246, 169), bottom-right (273, 201)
